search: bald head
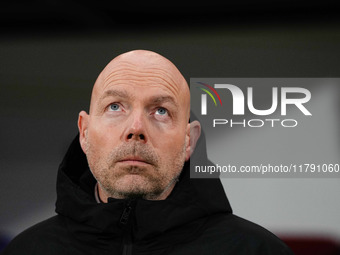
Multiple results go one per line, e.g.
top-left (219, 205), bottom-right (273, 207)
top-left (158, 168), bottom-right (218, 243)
top-left (78, 50), bottom-right (201, 201)
top-left (90, 50), bottom-right (190, 119)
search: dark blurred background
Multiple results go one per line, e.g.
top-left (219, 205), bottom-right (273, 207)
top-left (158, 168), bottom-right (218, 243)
top-left (1, 1), bottom-right (340, 254)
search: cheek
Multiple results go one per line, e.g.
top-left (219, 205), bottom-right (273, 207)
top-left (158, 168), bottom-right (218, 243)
top-left (155, 131), bottom-right (186, 159)
top-left (162, 121), bottom-right (187, 149)
top-left (87, 120), bottom-right (120, 153)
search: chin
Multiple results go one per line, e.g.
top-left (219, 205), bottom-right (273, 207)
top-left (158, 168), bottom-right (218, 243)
top-left (113, 174), bottom-right (156, 195)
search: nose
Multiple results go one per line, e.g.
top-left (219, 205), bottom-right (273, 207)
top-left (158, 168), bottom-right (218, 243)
top-left (125, 111), bottom-right (147, 143)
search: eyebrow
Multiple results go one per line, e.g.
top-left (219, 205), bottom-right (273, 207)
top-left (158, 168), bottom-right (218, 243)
top-left (149, 95), bottom-right (178, 107)
top-left (99, 89), bottom-right (132, 101)
top-left (99, 89), bottom-right (179, 109)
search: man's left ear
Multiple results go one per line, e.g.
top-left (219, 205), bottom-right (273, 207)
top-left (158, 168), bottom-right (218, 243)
top-left (185, 120), bottom-right (201, 161)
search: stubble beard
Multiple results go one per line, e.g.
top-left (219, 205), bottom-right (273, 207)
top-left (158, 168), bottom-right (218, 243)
top-left (85, 139), bottom-right (186, 200)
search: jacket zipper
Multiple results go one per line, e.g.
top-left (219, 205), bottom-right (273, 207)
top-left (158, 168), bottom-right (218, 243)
top-left (120, 200), bottom-right (134, 255)
top-left (120, 201), bottom-right (132, 225)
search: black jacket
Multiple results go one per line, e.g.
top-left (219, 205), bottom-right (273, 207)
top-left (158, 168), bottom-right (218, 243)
top-left (2, 133), bottom-right (294, 255)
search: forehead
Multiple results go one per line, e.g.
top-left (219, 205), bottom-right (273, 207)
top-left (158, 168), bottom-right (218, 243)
top-left (95, 61), bottom-right (183, 102)
top-left (89, 54), bottom-right (190, 117)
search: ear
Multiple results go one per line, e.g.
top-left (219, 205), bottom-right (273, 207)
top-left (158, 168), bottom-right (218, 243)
top-left (185, 120), bottom-right (201, 161)
top-left (78, 111), bottom-right (89, 154)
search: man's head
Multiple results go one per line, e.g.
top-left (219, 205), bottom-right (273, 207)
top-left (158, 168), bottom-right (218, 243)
top-left (78, 50), bottom-right (200, 201)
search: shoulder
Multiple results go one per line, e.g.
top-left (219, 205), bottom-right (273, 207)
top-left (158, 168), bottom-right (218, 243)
top-left (2, 216), bottom-right (69, 255)
top-left (210, 213), bottom-right (294, 254)
top-left (218, 213), bottom-right (283, 239)
top-left (179, 213), bottom-right (294, 255)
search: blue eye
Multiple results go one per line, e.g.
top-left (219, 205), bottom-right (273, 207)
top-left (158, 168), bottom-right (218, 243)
top-left (156, 108), bottom-right (168, 115)
top-left (109, 103), bottom-right (121, 111)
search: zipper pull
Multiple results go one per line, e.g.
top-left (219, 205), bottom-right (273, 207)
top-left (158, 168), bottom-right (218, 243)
top-left (120, 201), bottom-right (133, 225)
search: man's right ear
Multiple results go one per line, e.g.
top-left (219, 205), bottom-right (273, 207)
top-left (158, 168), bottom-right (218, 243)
top-left (78, 111), bottom-right (89, 154)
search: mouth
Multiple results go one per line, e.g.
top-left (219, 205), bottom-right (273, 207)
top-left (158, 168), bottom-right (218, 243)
top-left (117, 156), bottom-right (151, 166)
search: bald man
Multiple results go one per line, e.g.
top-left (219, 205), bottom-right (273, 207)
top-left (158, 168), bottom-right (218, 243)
top-left (78, 50), bottom-right (200, 202)
top-left (3, 50), bottom-right (293, 255)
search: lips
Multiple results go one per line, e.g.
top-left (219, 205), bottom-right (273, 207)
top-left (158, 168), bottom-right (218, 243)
top-left (117, 156), bottom-right (151, 165)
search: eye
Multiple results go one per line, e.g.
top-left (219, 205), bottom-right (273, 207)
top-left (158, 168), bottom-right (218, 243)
top-left (108, 103), bottom-right (122, 111)
top-left (155, 107), bottom-right (168, 116)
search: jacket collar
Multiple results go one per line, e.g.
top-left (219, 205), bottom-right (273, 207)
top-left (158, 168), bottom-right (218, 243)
top-left (55, 134), bottom-right (232, 247)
